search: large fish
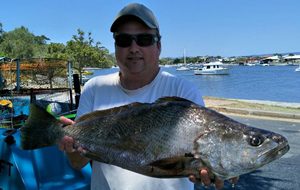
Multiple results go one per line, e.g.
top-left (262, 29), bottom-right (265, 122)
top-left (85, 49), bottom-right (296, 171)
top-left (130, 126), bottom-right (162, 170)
top-left (20, 97), bottom-right (289, 180)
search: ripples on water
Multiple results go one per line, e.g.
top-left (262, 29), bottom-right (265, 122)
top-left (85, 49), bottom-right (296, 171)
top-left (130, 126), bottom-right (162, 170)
top-left (92, 65), bottom-right (300, 103)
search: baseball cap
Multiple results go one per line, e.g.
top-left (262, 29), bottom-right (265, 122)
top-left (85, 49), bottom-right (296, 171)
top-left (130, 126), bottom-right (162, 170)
top-left (110, 3), bottom-right (159, 32)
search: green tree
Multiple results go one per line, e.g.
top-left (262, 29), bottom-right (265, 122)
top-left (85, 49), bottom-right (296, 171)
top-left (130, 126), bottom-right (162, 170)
top-left (0, 26), bottom-right (49, 59)
top-left (66, 29), bottom-right (113, 82)
top-left (0, 23), bottom-right (4, 57)
top-left (0, 22), bottom-right (4, 43)
top-left (33, 35), bottom-right (50, 58)
top-left (0, 26), bottom-right (35, 58)
top-left (47, 42), bottom-right (67, 60)
top-left (159, 57), bottom-right (174, 65)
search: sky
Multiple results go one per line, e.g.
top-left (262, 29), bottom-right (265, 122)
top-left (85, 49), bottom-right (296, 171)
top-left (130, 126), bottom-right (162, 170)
top-left (1, 0), bottom-right (299, 58)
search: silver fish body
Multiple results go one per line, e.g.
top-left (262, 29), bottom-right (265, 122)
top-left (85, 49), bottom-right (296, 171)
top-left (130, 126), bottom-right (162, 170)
top-left (21, 97), bottom-right (289, 179)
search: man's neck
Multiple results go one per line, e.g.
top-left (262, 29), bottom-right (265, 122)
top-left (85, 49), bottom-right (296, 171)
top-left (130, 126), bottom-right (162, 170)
top-left (119, 68), bottom-right (160, 90)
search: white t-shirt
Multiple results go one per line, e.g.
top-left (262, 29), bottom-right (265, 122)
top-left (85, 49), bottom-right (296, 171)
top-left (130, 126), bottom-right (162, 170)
top-left (76, 69), bottom-right (204, 190)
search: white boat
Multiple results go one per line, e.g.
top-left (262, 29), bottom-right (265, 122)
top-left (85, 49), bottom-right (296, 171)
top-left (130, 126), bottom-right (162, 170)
top-left (295, 65), bottom-right (300, 72)
top-left (194, 62), bottom-right (229, 75)
top-left (176, 48), bottom-right (190, 71)
top-left (176, 66), bottom-right (190, 71)
top-left (261, 63), bottom-right (270, 66)
top-left (246, 63), bottom-right (256, 66)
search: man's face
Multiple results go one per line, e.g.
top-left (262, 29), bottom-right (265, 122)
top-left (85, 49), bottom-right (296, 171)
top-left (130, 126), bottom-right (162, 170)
top-left (114, 20), bottom-right (161, 77)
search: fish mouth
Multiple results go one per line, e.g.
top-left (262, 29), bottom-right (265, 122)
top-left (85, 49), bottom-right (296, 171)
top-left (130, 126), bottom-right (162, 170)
top-left (259, 143), bottom-right (290, 163)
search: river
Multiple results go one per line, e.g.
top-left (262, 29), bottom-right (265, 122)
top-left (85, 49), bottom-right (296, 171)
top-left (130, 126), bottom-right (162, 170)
top-left (91, 65), bottom-right (300, 103)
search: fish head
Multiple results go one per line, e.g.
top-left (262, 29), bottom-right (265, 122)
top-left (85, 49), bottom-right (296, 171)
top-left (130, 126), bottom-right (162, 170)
top-left (194, 121), bottom-right (289, 180)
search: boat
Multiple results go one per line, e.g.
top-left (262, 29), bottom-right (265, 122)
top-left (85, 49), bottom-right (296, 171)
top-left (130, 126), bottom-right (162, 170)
top-left (176, 49), bottom-right (190, 71)
top-left (246, 63), bottom-right (256, 66)
top-left (194, 61), bottom-right (229, 75)
top-left (1, 66), bottom-right (91, 189)
top-left (0, 88), bottom-right (91, 189)
top-left (176, 65), bottom-right (190, 71)
top-left (261, 63), bottom-right (270, 66)
top-left (295, 65), bottom-right (300, 72)
top-left (0, 128), bottom-right (91, 190)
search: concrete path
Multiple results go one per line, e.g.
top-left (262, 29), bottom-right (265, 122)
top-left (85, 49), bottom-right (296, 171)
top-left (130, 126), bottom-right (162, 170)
top-left (203, 96), bottom-right (300, 123)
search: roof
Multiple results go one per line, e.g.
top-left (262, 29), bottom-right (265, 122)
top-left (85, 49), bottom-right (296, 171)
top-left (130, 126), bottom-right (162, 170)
top-left (282, 55), bottom-right (300, 60)
top-left (262, 55), bottom-right (281, 60)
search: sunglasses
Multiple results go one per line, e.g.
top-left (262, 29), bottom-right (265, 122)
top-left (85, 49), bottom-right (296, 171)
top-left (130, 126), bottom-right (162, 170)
top-left (114, 33), bottom-right (160, 47)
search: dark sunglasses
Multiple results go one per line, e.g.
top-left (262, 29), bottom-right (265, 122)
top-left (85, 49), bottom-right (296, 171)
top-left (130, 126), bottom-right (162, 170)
top-left (114, 33), bottom-right (160, 47)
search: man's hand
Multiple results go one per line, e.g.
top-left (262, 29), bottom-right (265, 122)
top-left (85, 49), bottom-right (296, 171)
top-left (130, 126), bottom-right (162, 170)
top-left (189, 168), bottom-right (239, 190)
top-left (58, 116), bottom-right (76, 153)
top-left (57, 116), bottom-right (90, 169)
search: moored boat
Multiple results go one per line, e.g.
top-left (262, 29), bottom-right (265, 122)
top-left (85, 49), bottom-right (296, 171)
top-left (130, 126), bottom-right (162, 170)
top-left (176, 66), bottom-right (190, 71)
top-left (194, 61), bottom-right (229, 75)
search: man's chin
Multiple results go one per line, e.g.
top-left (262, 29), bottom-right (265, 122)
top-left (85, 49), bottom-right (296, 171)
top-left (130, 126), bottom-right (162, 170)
top-left (125, 64), bottom-right (145, 72)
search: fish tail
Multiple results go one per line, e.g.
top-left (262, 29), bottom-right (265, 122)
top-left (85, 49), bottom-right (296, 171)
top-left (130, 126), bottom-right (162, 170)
top-left (20, 104), bottom-right (64, 150)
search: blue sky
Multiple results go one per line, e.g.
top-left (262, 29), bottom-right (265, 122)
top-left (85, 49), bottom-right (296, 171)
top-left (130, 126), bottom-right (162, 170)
top-left (1, 0), bottom-right (299, 58)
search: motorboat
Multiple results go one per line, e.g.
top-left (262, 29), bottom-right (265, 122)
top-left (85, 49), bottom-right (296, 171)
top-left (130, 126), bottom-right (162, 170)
top-left (1, 86), bottom-right (91, 189)
top-left (194, 62), bottom-right (229, 75)
top-left (295, 65), bottom-right (300, 72)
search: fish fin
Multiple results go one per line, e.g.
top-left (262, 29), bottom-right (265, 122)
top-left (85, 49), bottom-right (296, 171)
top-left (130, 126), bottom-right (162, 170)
top-left (83, 151), bottom-right (108, 163)
top-left (76, 97), bottom-right (193, 123)
top-left (148, 156), bottom-right (200, 177)
top-left (155, 96), bottom-right (193, 104)
top-left (20, 104), bottom-right (64, 150)
top-left (149, 157), bottom-right (186, 170)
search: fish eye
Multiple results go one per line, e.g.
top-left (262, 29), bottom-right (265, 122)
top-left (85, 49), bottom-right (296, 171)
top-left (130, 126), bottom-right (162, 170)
top-left (249, 135), bottom-right (264, 146)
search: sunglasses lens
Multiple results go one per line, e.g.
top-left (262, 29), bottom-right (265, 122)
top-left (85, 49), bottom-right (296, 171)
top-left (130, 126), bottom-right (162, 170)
top-left (114, 34), bottom-right (158, 47)
top-left (136, 34), bottom-right (155, 47)
top-left (114, 34), bottom-right (132, 47)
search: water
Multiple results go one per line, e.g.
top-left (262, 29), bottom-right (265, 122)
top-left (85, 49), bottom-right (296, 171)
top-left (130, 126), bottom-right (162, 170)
top-left (90, 65), bottom-right (300, 103)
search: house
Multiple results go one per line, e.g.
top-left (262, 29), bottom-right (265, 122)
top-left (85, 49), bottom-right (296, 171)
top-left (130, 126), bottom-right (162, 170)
top-left (282, 54), bottom-right (300, 63)
top-left (261, 55), bottom-right (282, 63)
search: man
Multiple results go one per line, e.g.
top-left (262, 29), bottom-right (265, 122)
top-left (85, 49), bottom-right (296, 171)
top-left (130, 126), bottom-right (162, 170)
top-left (59, 3), bottom-right (235, 190)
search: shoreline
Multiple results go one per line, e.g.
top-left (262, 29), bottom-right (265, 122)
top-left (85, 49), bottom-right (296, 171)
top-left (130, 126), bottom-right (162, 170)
top-left (203, 96), bottom-right (300, 123)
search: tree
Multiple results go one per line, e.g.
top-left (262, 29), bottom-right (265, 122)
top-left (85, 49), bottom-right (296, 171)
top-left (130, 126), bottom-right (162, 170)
top-left (33, 35), bottom-right (50, 58)
top-left (47, 43), bottom-right (67, 60)
top-left (0, 23), bottom-right (5, 57)
top-left (159, 57), bottom-right (174, 65)
top-left (0, 22), bottom-right (4, 43)
top-left (0, 26), bottom-right (49, 59)
top-left (0, 26), bottom-right (35, 59)
top-left (66, 29), bottom-right (114, 83)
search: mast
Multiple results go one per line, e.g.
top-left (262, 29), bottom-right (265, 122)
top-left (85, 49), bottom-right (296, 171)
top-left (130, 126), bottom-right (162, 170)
top-left (183, 48), bottom-right (186, 64)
